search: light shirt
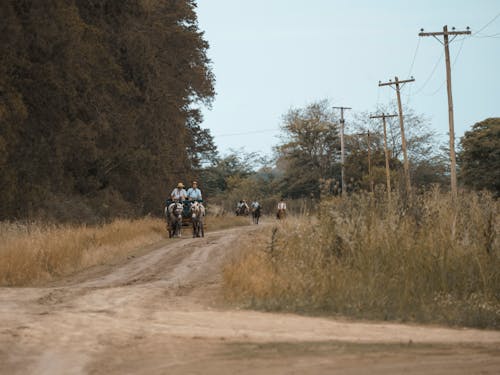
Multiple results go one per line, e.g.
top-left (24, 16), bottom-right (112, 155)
top-left (277, 201), bottom-right (286, 210)
top-left (171, 188), bottom-right (187, 200)
top-left (186, 187), bottom-right (202, 200)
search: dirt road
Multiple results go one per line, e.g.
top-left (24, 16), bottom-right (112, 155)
top-left (1, 224), bottom-right (499, 374)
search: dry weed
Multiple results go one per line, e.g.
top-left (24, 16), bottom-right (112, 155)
top-left (223, 189), bottom-right (500, 328)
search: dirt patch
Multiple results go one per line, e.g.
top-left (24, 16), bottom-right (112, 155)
top-left (1, 220), bottom-right (499, 374)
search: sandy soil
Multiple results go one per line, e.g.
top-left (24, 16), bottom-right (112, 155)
top-left (1, 222), bottom-right (499, 374)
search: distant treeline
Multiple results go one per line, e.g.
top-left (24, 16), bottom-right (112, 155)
top-left (0, 0), bottom-right (216, 222)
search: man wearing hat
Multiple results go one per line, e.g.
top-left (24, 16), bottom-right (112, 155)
top-left (171, 182), bottom-right (187, 202)
top-left (186, 180), bottom-right (202, 201)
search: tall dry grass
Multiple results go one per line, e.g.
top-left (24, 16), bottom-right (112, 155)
top-left (0, 212), bottom-right (250, 287)
top-left (0, 218), bottom-right (166, 286)
top-left (223, 189), bottom-right (500, 328)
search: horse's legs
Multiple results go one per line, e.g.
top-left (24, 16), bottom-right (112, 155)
top-left (175, 221), bottom-right (181, 237)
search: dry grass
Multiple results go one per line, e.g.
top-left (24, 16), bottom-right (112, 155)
top-left (0, 217), bottom-right (166, 286)
top-left (207, 214), bottom-right (252, 231)
top-left (0, 212), bottom-right (249, 287)
top-left (223, 189), bottom-right (500, 329)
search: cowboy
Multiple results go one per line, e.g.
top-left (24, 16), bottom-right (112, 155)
top-left (186, 180), bottom-right (203, 201)
top-left (277, 198), bottom-right (286, 211)
top-left (236, 200), bottom-right (244, 210)
top-left (251, 200), bottom-right (260, 210)
top-left (236, 199), bottom-right (249, 215)
top-left (241, 199), bottom-right (249, 211)
top-left (276, 198), bottom-right (286, 219)
top-left (171, 182), bottom-right (187, 202)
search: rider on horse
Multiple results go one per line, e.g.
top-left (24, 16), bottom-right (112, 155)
top-left (276, 198), bottom-right (286, 219)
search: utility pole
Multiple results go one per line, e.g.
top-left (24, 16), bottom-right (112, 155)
top-left (379, 76), bottom-right (415, 194)
top-left (333, 106), bottom-right (351, 197)
top-left (419, 25), bottom-right (471, 198)
top-left (367, 131), bottom-right (373, 193)
top-left (370, 113), bottom-right (398, 202)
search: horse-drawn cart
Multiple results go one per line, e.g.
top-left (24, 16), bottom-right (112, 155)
top-left (165, 199), bottom-right (205, 238)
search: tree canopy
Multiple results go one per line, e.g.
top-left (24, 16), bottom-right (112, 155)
top-left (0, 0), bottom-right (215, 221)
top-left (458, 118), bottom-right (500, 196)
top-left (275, 100), bottom-right (340, 198)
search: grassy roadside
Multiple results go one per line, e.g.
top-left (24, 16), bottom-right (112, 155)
top-left (223, 190), bottom-right (500, 329)
top-left (0, 214), bottom-right (250, 287)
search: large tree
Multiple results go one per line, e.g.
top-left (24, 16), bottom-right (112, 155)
top-left (458, 118), bottom-right (500, 196)
top-left (275, 100), bottom-right (340, 198)
top-left (0, 0), bottom-right (215, 221)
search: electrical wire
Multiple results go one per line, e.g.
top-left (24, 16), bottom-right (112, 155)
top-left (472, 31), bottom-right (500, 38)
top-left (411, 51), bottom-right (444, 96)
top-left (422, 37), bottom-right (466, 97)
top-left (472, 12), bottom-right (500, 36)
top-left (403, 37), bottom-right (421, 106)
top-left (407, 37), bottom-right (421, 77)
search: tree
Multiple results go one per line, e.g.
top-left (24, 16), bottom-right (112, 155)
top-left (275, 100), bottom-right (340, 198)
top-left (458, 118), bottom-right (500, 196)
top-left (199, 150), bottom-right (261, 198)
top-left (0, 0), bottom-right (215, 221)
top-left (349, 105), bottom-right (448, 191)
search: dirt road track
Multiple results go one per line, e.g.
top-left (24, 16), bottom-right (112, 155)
top-left (1, 224), bottom-right (499, 374)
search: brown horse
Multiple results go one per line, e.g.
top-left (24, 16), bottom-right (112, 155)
top-left (276, 208), bottom-right (286, 220)
top-left (251, 203), bottom-right (261, 224)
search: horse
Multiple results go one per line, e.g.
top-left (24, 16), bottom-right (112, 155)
top-left (236, 204), bottom-right (249, 216)
top-left (190, 201), bottom-right (205, 238)
top-left (251, 203), bottom-right (261, 224)
top-left (276, 208), bottom-right (286, 220)
top-left (165, 202), bottom-right (183, 238)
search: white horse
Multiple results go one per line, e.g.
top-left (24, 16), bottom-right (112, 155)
top-left (165, 202), bottom-right (183, 238)
top-left (190, 201), bottom-right (205, 238)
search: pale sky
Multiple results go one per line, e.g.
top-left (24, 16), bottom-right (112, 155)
top-left (196, 0), bottom-right (500, 157)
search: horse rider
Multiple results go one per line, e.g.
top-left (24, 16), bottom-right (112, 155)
top-left (251, 200), bottom-right (260, 210)
top-left (277, 198), bottom-right (286, 218)
top-left (238, 199), bottom-right (249, 210)
top-left (171, 182), bottom-right (187, 202)
top-left (236, 199), bottom-right (249, 213)
top-left (186, 180), bottom-right (203, 201)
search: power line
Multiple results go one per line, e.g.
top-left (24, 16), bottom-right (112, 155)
top-left (422, 36), bottom-right (466, 97)
top-left (404, 38), bottom-right (421, 106)
top-left (407, 37), bottom-right (421, 77)
top-left (411, 52), bottom-right (444, 96)
top-left (473, 12), bottom-right (500, 35)
top-left (472, 31), bottom-right (500, 38)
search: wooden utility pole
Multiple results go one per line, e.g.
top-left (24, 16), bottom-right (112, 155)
top-left (419, 25), bottom-right (471, 198)
top-left (370, 113), bottom-right (398, 201)
top-left (367, 131), bottom-right (373, 193)
top-left (333, 106), bottom-right (351, 197)
top-left (378, 76), bottom-right (414, 194)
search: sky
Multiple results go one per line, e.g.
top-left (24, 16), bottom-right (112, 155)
top-left (196, 0), bottom-right (500, 158)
